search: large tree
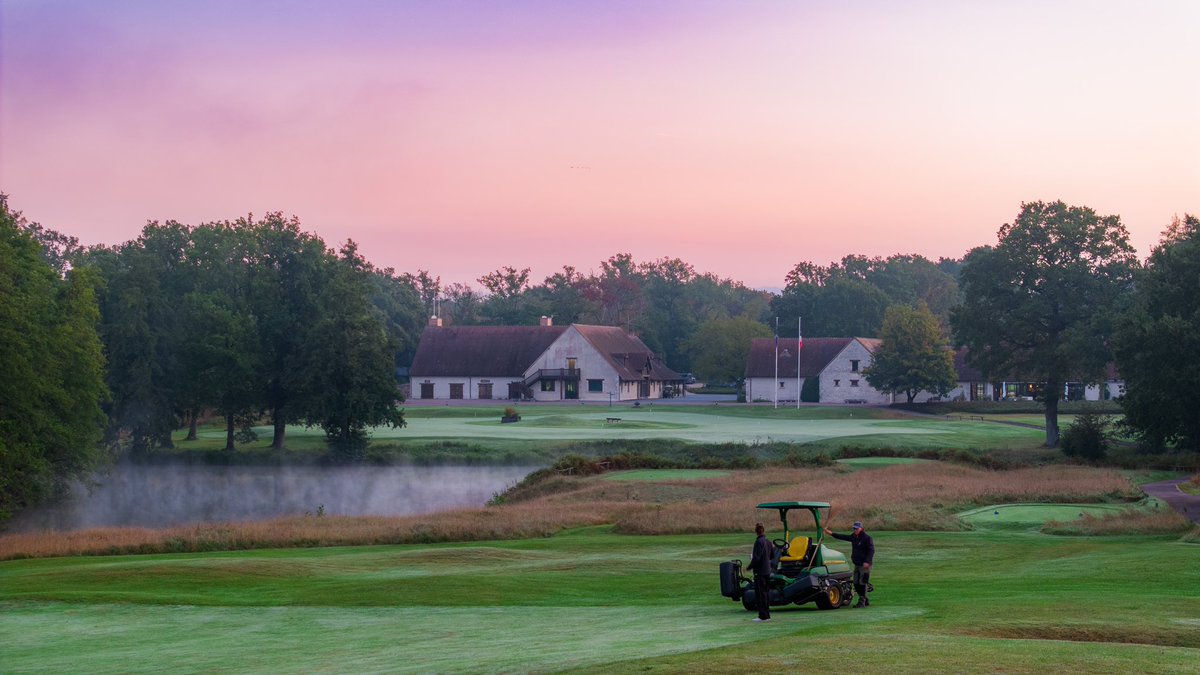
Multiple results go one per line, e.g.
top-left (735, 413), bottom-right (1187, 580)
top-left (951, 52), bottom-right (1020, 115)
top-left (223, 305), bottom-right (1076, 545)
top-left (244, 214), bottom-right (330, 449)
top-left (864, 303), bottom-right (957, 403)
top-left (1114, 214), bottom-right (1200, 451)
top-left (0, 196), bottom-right (108, 519)
top-left (95, 221), bottom-right (192, 453)
top-left (683, 316), bottom-right (773, 385)
top-left (301, 242), bottom-right (405, 459)
top-left (951, 201), bottom-right (1138, 447)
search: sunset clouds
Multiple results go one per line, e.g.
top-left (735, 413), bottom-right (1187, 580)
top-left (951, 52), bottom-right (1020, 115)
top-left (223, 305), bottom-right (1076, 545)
top-left (2, 0), bottom-right (1196, 286)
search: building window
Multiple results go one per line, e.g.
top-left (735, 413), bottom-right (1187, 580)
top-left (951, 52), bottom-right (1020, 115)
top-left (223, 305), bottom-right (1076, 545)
top-left (779, 381), bottom-right (786, 388)
top-left (850, 359), bottom-right (860, 372)
top-left (478, 382), bottom-right (493, 399)
top-left (850, 379), bottom-right (859, 387)
top-left (420, 382), bottom-right (434, 399)
top-left (449, 383), bottom-right (464, 399)
top-left (541, 380), bottom-right (555, 392)
top-left (588, 379), bottom-right (603, 392)
top-left (834, 379), bottom-right (840, 387)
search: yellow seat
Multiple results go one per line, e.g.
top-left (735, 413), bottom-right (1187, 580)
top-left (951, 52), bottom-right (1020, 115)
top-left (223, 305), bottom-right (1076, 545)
top-left (780, 535), bottom-right (810, 563)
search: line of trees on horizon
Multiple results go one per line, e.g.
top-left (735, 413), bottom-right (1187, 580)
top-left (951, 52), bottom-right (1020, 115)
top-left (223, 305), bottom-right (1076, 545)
top-left (1, 193), bottom-right (1197, 521)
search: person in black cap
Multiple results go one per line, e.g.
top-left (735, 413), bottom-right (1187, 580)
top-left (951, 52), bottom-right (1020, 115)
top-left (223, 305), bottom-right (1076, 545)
top-left (824, 521), bottom-right (874, 607)
top-left (748, 522), bottom-right (776, 622)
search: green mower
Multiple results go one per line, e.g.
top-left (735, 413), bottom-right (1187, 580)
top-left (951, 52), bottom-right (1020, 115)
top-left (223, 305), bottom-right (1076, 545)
top-left (719, 501), bottom-right (855, 610)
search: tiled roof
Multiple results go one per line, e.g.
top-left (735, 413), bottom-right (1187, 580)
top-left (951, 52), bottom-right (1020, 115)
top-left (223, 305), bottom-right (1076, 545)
top-left (410, 325), bottom-right (568, 377)
top-left (574, 325), bottom-right (682, 381)
top-left (744, 337), bottom-right (857, 378)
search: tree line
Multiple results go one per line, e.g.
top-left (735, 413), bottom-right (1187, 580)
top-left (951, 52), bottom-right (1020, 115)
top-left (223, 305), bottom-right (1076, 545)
top-left (1, 194), bottom-right (1197, 519)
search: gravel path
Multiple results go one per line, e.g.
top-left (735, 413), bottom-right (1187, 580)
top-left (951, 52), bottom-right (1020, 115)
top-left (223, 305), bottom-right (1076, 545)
top-left (1143, 478), bottom-right (1200, 523)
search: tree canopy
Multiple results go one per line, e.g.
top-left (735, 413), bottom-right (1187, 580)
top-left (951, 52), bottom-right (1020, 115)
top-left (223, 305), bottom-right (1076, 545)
top-left (0, 196), bottom-right (108, 519)
top-left (951, 201), bottom-right (1138, 447)
top-left (864, 303), bottom-right (957, 403)
top-left (1114, 214), bottom-right (1200, 451)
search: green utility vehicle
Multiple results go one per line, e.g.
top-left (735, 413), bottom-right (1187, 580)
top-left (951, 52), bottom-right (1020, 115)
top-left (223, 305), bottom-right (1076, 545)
top-left (719, 501), bottom-right (854, 610)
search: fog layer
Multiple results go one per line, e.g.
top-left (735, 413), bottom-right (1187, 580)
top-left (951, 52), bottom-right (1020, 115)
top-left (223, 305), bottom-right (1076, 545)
top-left (6, 463), bottom-right (537, 533)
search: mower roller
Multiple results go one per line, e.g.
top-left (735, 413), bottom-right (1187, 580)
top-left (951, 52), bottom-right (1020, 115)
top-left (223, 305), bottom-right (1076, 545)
top-left (719, 501), bottom-right (854, 611)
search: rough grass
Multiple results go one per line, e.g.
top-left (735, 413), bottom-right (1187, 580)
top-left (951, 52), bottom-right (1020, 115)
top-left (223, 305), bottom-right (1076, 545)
top-left (1041, 506), bottom-right (1195, 536)
top-left (1, 462), bottom-right (1143, 560)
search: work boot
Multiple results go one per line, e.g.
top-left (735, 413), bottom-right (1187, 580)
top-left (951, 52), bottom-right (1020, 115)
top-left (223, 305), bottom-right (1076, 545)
top-left (853, 597), bottom-right (866, 608)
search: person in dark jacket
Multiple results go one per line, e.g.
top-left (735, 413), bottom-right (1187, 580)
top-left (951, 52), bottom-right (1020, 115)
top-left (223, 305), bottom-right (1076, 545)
top-left (825, 521), bottom-right (874, 607)
top-left (748, 522), bottom-right (775, 621)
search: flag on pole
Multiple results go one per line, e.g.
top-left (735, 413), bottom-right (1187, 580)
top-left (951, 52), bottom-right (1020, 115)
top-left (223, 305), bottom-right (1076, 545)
top-left (773, 317), bottom-right (779, 409)
top-left (797, 316), bottom-right (802, 409)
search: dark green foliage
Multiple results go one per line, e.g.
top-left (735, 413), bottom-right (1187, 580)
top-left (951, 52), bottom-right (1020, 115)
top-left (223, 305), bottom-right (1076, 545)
top-left (303, 242), bottom-right (405, 461)
top-left (76, 214), bottom-right (415, 461)
top-left (682, 316), bottom-right (771, 384)
top-left (800, 375), bottom-right (820, 402)
top-left (772, 254), bottom-right (960, 339)
top-left (457, 254), bottom-right (772, 374)
top-left (864, 303), bottom-right (957, 403)
top-left (1114, 215), bottom-right (1200, 451)
top-left (952, 201), bottom-right (1138, 447)
top-left (1060, 410), bottom-right (1113, 461)
top-left (0, 196), bottom-right (109, 519)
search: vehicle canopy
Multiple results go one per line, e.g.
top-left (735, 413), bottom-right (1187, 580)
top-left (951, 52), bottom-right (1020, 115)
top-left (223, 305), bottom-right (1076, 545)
top-left (756, 502), bottom-right (833, 567)
top-left (756, 501), bottom-right (830, 530)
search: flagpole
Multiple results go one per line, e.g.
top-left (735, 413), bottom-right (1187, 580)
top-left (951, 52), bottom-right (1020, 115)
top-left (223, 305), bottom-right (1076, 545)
top-left (797, 316), bottom-right (802, 410)
top-left (773, 317), bottom-right (779, 409)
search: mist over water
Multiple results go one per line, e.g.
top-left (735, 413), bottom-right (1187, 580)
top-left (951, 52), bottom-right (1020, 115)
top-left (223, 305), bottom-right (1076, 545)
top-left (5, 463), bottom-right (538, 533)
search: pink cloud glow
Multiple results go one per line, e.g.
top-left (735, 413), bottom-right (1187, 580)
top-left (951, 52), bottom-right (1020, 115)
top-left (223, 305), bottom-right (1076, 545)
top-left (2, 1), bottom-right (1197, 288)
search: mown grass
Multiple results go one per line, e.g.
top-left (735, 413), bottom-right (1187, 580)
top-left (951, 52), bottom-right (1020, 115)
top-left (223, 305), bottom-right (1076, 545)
top-left (2, 527), bottom-right (1198, 673)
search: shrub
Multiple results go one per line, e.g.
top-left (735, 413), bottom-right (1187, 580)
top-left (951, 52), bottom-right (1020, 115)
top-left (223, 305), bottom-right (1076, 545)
top-left (800, 377), bottom-right (820, 403)
top-left (1061, 410), bottom-right (1113, 461)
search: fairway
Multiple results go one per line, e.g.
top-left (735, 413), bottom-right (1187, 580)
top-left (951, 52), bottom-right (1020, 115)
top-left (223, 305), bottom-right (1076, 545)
top-left (2, 529), bottom-right (1197, 673)
top-left (378, 405), bottom-right (1044, 451)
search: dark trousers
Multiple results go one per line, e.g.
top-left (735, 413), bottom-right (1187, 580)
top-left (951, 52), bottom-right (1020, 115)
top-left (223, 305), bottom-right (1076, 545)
top-left (753, 574), bottom-right (771, 619)
top-left (853, 564), bottom-right (870, 602)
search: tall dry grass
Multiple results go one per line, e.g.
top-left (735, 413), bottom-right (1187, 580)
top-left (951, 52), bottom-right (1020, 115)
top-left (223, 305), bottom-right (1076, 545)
top-left (1041, 507), bottom-right (1194, 536)
top-left (0, 462), bottom-right (1152, 560)
top-left (611, 463), bottom-right (1138, 534)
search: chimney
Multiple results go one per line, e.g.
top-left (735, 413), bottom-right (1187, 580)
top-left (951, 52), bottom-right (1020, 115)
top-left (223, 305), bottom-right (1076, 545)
top-left (539, 316), bottom-right (553, 327)
top-left (429, 315), bottom-right (443, 327)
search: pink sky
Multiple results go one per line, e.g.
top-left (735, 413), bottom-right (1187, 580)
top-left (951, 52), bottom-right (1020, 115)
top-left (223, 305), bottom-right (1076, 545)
top-left (2, 1), bottom-right (1197, 288)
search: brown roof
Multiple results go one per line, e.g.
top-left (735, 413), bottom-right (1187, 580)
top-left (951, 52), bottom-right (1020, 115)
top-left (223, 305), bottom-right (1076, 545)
top-left (744, 337), bottom-right (864, 378)
top-left (574, 325), bottom-right (682, 381)
top-left (410, 325), bottom-right (568, 377)
top-left (953, 348), bottom-right (985, 382)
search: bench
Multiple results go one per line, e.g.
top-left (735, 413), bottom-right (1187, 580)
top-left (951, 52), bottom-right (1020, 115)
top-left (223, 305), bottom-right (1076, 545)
top-left (606, 417), bottom-right (622, 424)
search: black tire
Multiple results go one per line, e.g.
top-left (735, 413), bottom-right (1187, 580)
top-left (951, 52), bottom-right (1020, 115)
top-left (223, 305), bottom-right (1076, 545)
top-left (839, 581), bottom-right (854, 607)
top-left (741, 588), bottom-right (756, 612)
top-left (814, 582), bottom-right (842, 610)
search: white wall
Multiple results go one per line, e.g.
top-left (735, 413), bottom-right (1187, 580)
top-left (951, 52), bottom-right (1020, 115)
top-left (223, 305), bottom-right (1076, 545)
top-left (410, 375), bottom-right (523, 401)
top-left (819, 341), bottom-right (892, 404)
top-left (525, 327), bottom-right (628, 401)
top-left (1085, 381), bottom-right (1124, 401)
top-left (745, 376), bottom-right (802, 403)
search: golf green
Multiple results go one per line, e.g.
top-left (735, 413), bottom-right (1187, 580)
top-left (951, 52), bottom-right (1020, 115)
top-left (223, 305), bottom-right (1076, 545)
top-left (958, 503), bottom-right (1128, 526)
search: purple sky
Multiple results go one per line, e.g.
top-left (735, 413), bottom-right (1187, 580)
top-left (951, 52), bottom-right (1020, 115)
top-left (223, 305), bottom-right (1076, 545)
top-left (2, 0), bottom-right (1197, 287)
